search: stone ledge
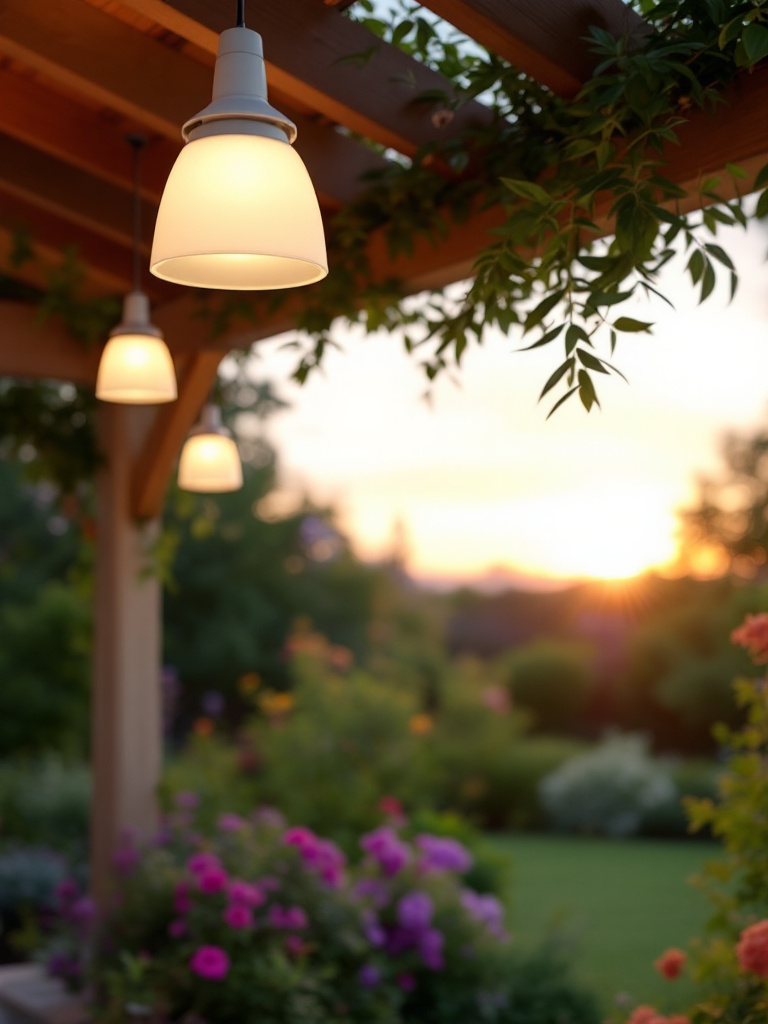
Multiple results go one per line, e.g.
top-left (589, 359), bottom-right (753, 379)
top-left (0, 965), bottom-right (87, 1024)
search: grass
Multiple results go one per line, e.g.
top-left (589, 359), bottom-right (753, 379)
top-left (491, 834), bottom-right (720, 1013)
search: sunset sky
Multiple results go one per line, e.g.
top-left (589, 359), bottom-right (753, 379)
top-left (246, 217), bottom-right (768, 589)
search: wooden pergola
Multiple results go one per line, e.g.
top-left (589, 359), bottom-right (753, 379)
top-left (0, 0), bottom-right (767, 904)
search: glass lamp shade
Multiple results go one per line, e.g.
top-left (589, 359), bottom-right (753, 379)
top-left (150, 133), bottom-right (328, 290)
top-left (96, 293), bottom-right (177, 404)
top-left (178, 432), bottom-right (243, 493)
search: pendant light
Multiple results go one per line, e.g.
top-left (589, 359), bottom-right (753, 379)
top-left (178, 404), bottom-right (243, 493)
top-left (96, 136), bottom-right (177, 404)
top-left (150, 0), bottom-right (328, 291)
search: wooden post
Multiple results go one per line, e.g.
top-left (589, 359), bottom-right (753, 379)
top-left (90, 403), bottom-right (162, 907)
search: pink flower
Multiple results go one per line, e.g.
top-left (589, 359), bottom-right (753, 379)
top-left (628, 1009), bottom-right (663, 1024)
top-left (654, 948), bottom-right (686, 980)
top-left (224, 903), bottom-right (253, 930)
top-left (168, 919), bottom-right (187, 938)
top-left (198, 867), bottom-right (229, 895)
top-left (218, 813), bottom-right (245, 832)
top-left (737, 920), bottom-right (768, 976)
top-left (190, 945), bottom-right (230, 981)
top-left (228, 881), bottom-right (266, 908)
top-left (731, 613), bottom-right (768, 663)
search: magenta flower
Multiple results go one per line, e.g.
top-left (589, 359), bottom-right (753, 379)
top-left (285, 935), bottom-right (306, 957)
top-left (284, 827), bottom-right (346, 888)
top-left (397, 891), bottom-right (433, 932)
top-left (360, 828), bottom-right (410, 877)
top-left (168, 919), bottom-right (187, 938)
top-left (419, 928), bottom-right (445, 970)
top-left (198, 866), bottom-right (229, 895)
top-left (190, 945), bottom-right (230, 981)
top-left (228, 880), bottom-right (266, 908)
top-left (269, 905), bottom-right (308, 930)
top-left (358, 964), bottom-right (382, 988)
top-left (415, 835), bottom-right (473, 874)
top-left (174, 882), bottom-right (191, 915)
top-left (224, 903), bottom-right (254, 930)
top-left (188, 852), bottom-right (221, 876)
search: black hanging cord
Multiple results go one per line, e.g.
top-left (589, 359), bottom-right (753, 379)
top-left (127, 133), bottom-right (147, 293)
top-left (236, 0), bottom-right (245, 27)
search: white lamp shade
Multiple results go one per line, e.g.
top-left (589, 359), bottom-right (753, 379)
top-left (150, 134), bottom-right (328, 290)
top-left (96, 332), bottom-right (177, 404)
top-left (178, 433), bottom-right (243, 493)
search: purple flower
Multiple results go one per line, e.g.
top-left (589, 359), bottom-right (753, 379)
top-left (228, 881), bottom-right (266, 908)
top-left (358, 964), bottom-right (382, 988)
top-left (415, 834), bottom-right (473, 874)
top-left (362, 910), bottom-right (386, 947)
top-left (218, 813), bottom-right (245, 833)
top-left (360, 828), bottom-right (410, 877)
top-left (354, 878), bottom-right (390, 908)
top-left (284, 827), bottom-right (346, 888)
top-left (54, 878), bottom-right (79, 908)
top-left (47, 952), bottom-right (81, 981)
top-left (224, 903), bottom-right (254, 930)
top-left (397, 973), bottom-right (417, 992)
top-left (201, 689), bottom-right (225, 718)
top-left (190, 946), bottom-right (230, 981)
top-left (198, 866), bottom-right (229, 895)
top-left (169, 919), bottom-right (187, 938)
top-left (461, 890), bottom-right (508, 940)
top-left (69, 896), bottom-right (96, 926)
top-left (397, 891), bottom-right (433, 932)
top-left (419, 928), bottom-right (445, 971)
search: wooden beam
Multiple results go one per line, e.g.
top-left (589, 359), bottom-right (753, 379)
top-left (0, 191), bottom-right (178, 301)
top-left (0, 66), bottom-right (176, 203)
top-left (123, 0), bottom-right (492, 155)
top-left (0, 134), bottom-right (156, 253)
top-left (0, 0), bottom-right (389, 206)
top-left (131, 350), bottom-right (222, 518)
top-left (418, 0), bottom-right (647, 97)
top-left (0, 300), bottom-right (101, 382)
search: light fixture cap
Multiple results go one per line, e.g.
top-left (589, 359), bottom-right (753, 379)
top-left (109, 290), bottom-right (163, 340)
top-left (183, 27), bottom-right (296, 144)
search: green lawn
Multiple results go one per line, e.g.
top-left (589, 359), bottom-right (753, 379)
top-left (491, 834), bottom-right (720, 1013)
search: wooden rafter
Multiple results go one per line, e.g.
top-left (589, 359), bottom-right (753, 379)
top-left (123, 0), bottom-right (492, 155)
top-left (0, 300), bottom-right (101, 382)
top-left (0, 0), bottom-right (389, 208)
top-left (419, 0), bottom-right (647, 97)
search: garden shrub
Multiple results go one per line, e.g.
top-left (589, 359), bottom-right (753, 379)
top-left (46, 806), bottom-right (599, 1024)
top-left (498, 639), bottom-right (595, 734)
top-left (0, 845), bottom-right (69, 963)
top-left (0, 758), bottom-right (90, 855)
top-left (539, 733), bottom-right (677, 837)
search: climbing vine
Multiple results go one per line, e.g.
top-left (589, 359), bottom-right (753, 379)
top-left (4, 0), bottom-right (768, 416)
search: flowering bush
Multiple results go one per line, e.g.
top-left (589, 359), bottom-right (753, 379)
top-left (48, 804), bottom-right (598, 1024)
top-left (539, 733), bottom-right (677, 837)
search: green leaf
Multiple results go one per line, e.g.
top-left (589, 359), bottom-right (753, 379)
top-left (539, 357), bottom-right (575, 401)
top-left (756, 190), bottom-right (768, 219)
top-left (742, 24), bottom-right (768, 66)
top-left (391, 19), bottom-right (413, 46)
top-left (576, 349), bottom-right (610, 374)
top-left (518, 324), bottom-right (565, 352)
top-left (500, 178), bottom-right (553, 205)
top-left (578, 370), bottom-right (600, 412)
top-left (688, 248), bottom-right (705, 285)
top-left (565, 325), bottom-right (590, 355)
top-left (754, 163), bottom-right (768, 191)
top-left (700, 260), bottom-right (716, 303)
top-left (703, 243), bottom-right (735, 270)
top-left (524, 288), bottom-right (566, 333)
top-left (546, 386), bottom-right (578, 420)
top-left (726, 163), bottom-right (748, 180)
top-left (612, 317), bottom-right (654, 333)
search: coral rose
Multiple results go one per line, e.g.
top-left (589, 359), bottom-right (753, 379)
top-left (654, 947), bottom-right (687, 979)
top-left (737, 919), bottom-right (768, 976)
